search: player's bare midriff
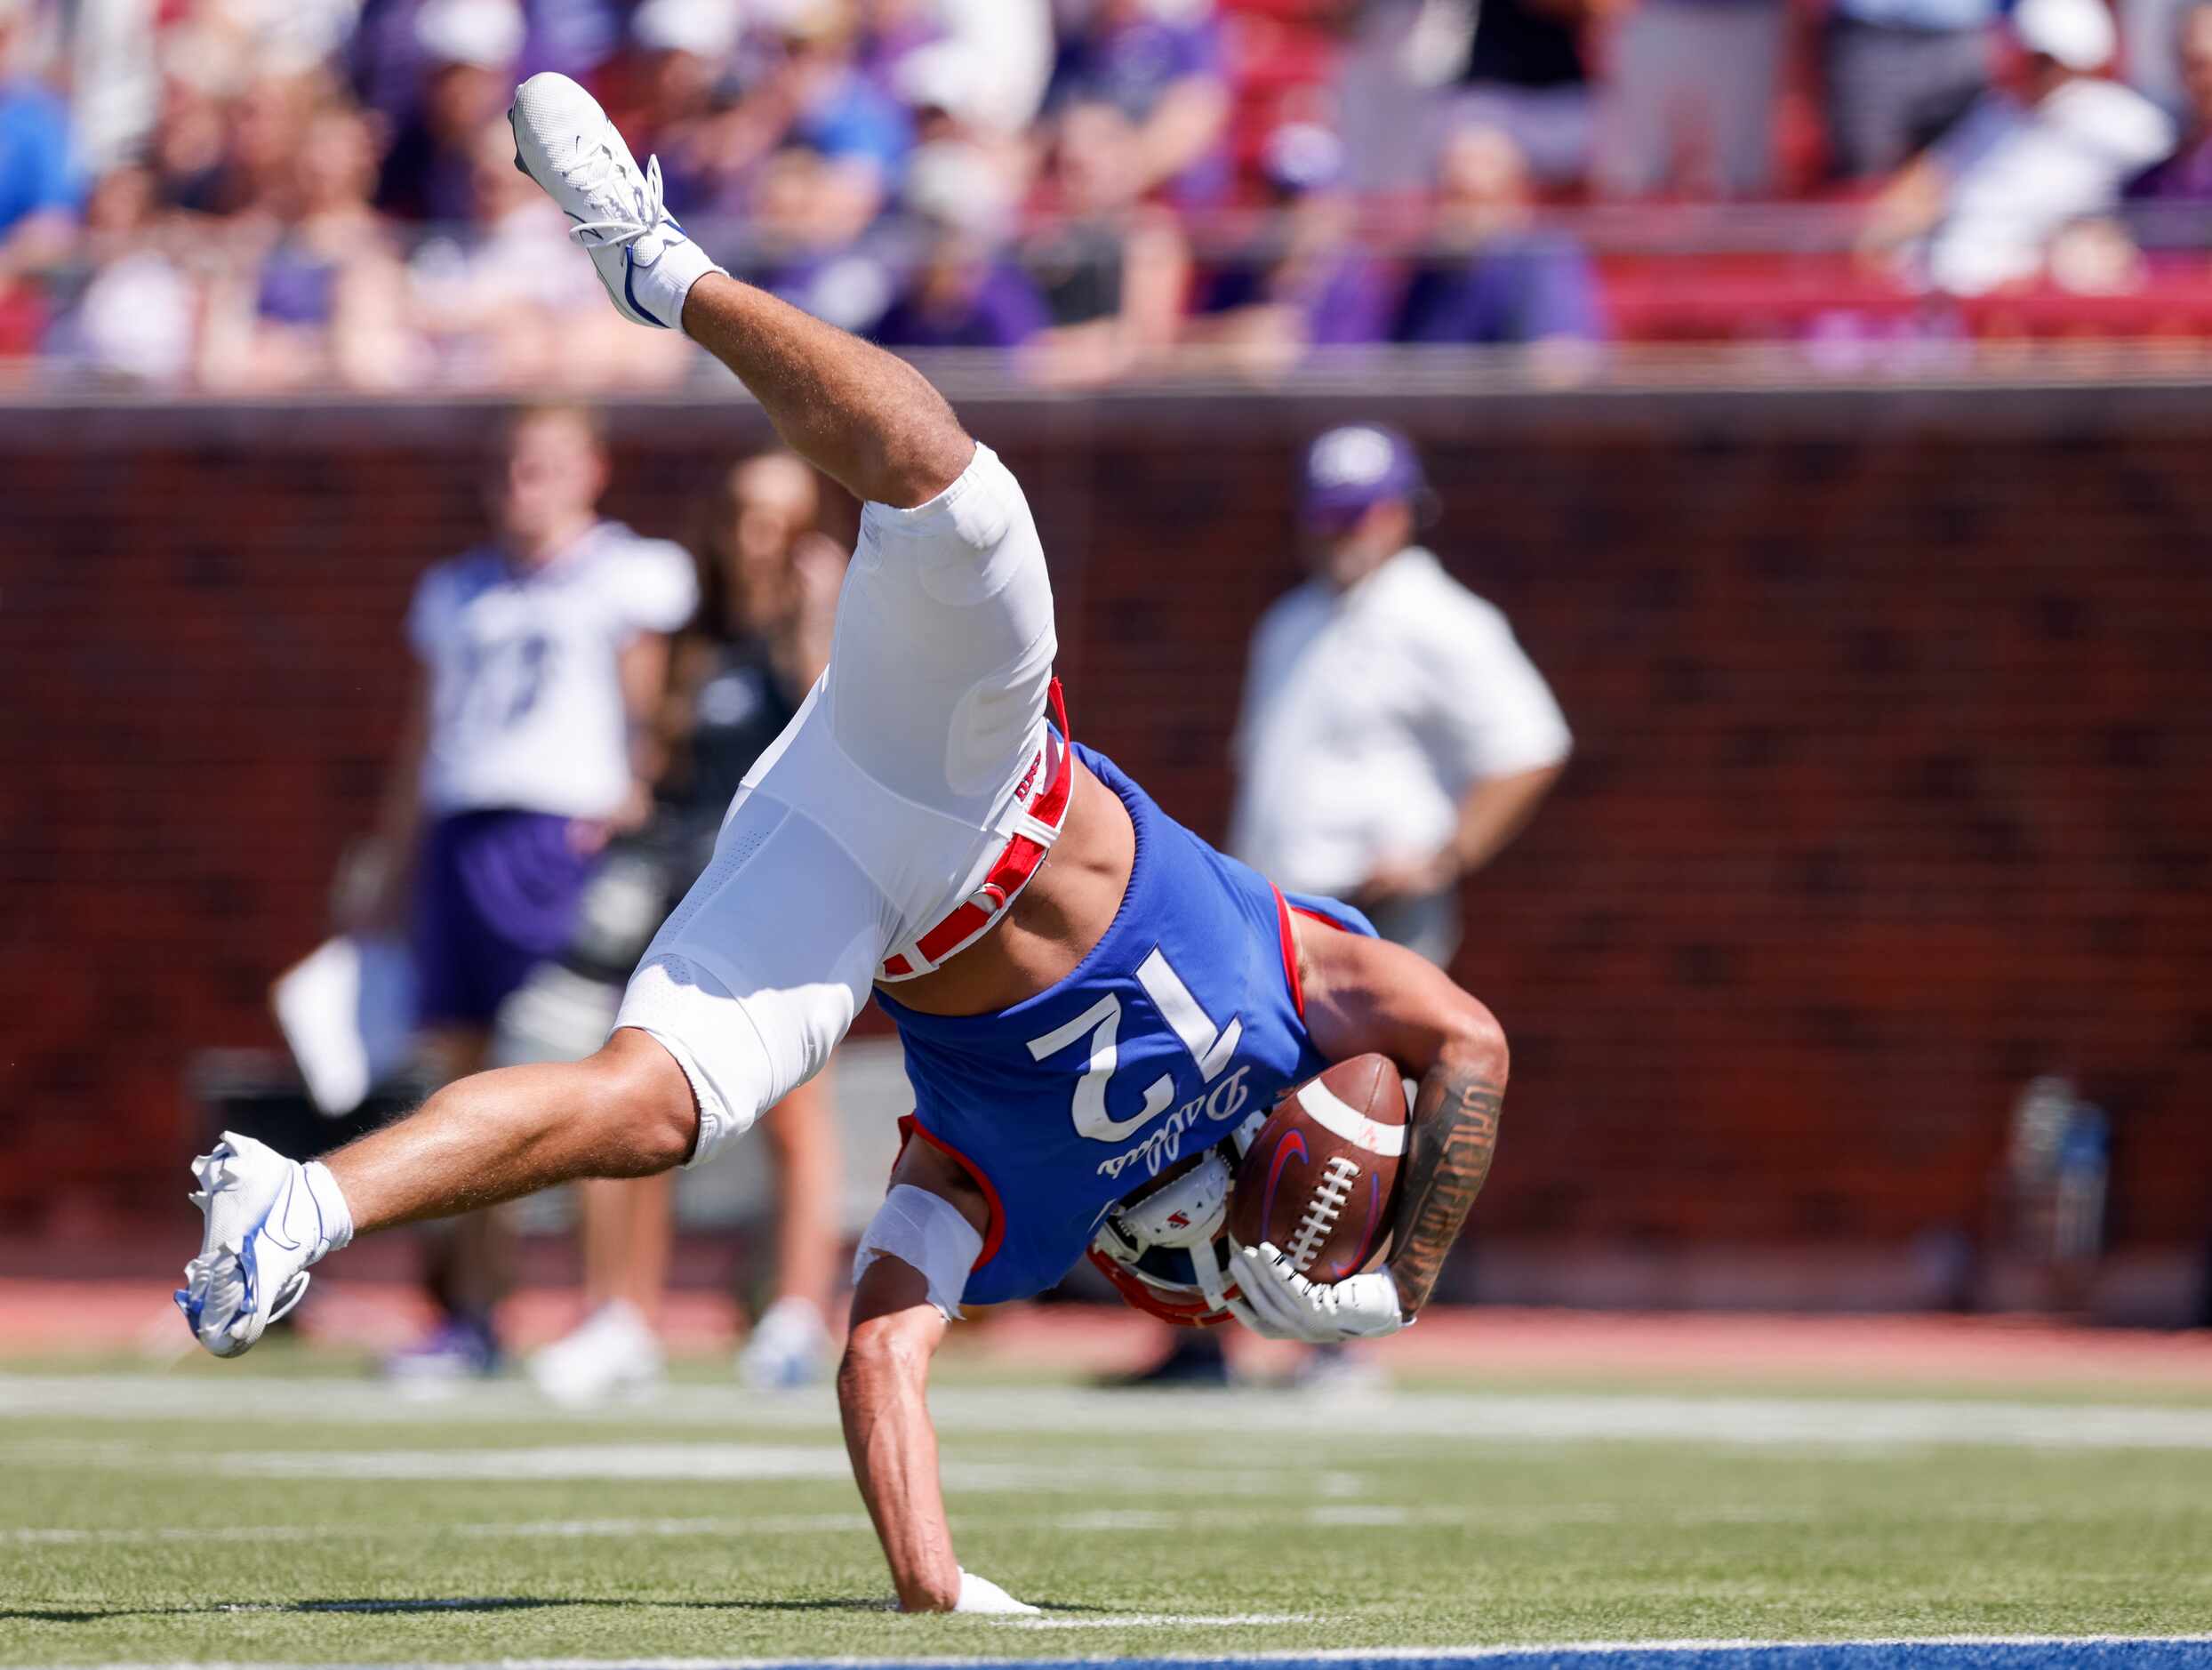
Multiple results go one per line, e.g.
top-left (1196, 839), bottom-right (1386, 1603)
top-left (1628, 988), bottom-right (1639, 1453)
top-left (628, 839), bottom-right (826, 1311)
top-left (875, 759), bottom-right (1138, 1019)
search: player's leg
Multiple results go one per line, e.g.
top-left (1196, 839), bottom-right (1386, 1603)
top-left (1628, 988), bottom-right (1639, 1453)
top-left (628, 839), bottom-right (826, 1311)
top-left (509, 75), bottom-right (969, 515)
top-left (529, 1172), bottom-right (670, 1405)
top-left (766, 1077), bottom-right (839, 1322)
top-left (329, 1029), bottom-right (697, 1231)
top-left (553, 1172), bottom-right (675, 1320)
top-left (392, 1023), bottom-right (514, 1380)
top-left (512, 76), bottom-right (1058, 917)
top-left (178, 1028), bottom-right (697, 1358)
top-left (736, 1075), bottom-right (840, 1389)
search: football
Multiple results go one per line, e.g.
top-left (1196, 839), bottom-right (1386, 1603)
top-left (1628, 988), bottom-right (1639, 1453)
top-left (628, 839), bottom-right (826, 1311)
top-left (1229, 1053), bottom-right (1410, 1281)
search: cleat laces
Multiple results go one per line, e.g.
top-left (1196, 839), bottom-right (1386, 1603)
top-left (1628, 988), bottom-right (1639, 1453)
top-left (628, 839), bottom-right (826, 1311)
top-left (565, 148), bottom-right (669, 250)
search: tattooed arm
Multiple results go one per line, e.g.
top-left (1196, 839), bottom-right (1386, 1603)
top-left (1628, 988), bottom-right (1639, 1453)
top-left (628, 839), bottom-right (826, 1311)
top-left (1289, 919), bottom-right (1509, 1320)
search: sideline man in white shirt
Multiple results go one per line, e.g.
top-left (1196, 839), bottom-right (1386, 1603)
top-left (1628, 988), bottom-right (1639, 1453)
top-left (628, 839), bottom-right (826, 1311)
top-left (349, 402), bottom-right (698, 1378)
top-left (1110, 423), bottom-right (1567, 1393)
top-left (1232, 423), bottom-right (1571, 967)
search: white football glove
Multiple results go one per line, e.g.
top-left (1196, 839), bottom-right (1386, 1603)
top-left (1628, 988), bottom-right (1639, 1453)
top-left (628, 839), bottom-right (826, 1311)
top-left (1229, 1240), bottom-right (1409, 1345)
top-left (951, 1569), bottom-right (1040, 1615)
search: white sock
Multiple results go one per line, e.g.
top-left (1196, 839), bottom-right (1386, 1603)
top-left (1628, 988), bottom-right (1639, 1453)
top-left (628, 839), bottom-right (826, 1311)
top-left (637, 233), bottom-right (724, 334)
top-left (285, 1160), bottom-right (355, 1260)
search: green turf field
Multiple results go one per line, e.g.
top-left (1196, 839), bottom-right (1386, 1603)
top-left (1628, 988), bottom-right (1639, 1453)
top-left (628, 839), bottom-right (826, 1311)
top-left (4, 1353), bottom-right (2210, 1665)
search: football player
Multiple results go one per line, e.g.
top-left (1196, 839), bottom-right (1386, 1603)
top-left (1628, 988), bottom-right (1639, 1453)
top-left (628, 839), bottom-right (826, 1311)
top-left (176, 75), bottom-right (1511, 1615)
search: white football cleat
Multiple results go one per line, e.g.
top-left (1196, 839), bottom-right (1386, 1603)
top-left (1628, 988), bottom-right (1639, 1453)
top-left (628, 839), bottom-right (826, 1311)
top-left (735, 1296), bottom-right (831, 1391)
top-left (174, 1133), bottom-right (325, 1359)
top-left (528, 1299), bottom-right (665, 1407)
top-left (507, 71), bottom-right (723, 330)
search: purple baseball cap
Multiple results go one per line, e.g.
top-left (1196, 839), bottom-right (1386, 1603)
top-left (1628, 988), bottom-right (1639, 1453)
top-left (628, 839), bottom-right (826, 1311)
top-left (1301, 423), bottom-right (1429, 526)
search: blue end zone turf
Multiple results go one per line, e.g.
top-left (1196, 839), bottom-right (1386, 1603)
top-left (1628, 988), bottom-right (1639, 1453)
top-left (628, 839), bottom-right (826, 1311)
top-left (725, 1642), bottom-right (2212, 1670)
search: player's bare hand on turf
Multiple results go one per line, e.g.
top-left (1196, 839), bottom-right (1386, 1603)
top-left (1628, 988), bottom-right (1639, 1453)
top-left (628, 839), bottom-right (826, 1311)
top-left (1229, 1240), bottom-right (1409, 1344)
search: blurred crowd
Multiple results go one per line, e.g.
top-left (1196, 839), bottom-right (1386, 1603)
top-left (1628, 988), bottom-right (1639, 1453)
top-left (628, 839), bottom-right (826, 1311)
top-left (3, 0), bottom-right (2209, 392)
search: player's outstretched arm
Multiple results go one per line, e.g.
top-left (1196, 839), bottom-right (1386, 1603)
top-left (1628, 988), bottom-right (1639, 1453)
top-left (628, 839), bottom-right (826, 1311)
top-left (1286, 926), bottom-right (1509, 1316)
top-left (839, 1255), bottom-right (958, 1610)
top-left (838, 1249), bottom-right (1037, 1614)
top-left (680, 277), bottom-right (974, 513)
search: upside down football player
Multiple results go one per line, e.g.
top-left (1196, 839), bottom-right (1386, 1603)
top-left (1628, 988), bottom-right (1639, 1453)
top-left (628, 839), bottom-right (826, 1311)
top-left (176, 76), bottom-right (1511, 1616)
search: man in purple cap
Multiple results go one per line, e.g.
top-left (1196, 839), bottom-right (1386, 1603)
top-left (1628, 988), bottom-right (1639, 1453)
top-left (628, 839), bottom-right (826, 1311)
top-left (1234, 423), bottom-right (1570, 968)
top-left (1113, 422), bottom-right (1569, 1393)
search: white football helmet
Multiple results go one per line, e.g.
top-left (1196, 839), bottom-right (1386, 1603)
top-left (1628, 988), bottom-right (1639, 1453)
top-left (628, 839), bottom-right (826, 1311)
top-left (1087, 1116), bottom-right (1262, 1327)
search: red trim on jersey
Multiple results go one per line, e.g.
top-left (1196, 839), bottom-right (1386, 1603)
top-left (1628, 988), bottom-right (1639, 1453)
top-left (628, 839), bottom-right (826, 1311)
top-left (880, 679), bottom-right (1073, 982)
top-left (1272, 886), bottom-right (1304, 1021)
top-left (895, 1114), bottom-right (1006, 1273)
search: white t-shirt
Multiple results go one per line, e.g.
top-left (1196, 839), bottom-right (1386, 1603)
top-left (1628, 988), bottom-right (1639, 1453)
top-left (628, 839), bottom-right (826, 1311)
top-left (1230, 546), bottom-right (1571, 897)
top-left (1927, 79), bottom-right (2175, 295)
top-left (409, 521), bottom-right (699, 820)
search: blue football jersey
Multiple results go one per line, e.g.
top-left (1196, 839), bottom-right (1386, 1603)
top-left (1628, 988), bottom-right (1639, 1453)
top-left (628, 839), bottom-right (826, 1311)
top-left (875, 744), bottom-right (1375, 1307)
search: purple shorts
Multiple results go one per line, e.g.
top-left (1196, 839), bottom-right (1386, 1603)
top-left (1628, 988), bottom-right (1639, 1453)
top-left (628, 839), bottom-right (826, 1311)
top-left (411, 810), bottom-right (597, 1030)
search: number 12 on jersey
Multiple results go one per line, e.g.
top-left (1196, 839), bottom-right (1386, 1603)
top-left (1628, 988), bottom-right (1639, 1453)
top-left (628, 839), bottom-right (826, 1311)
top-left (1025, 949), bottom-right (1244, 1144)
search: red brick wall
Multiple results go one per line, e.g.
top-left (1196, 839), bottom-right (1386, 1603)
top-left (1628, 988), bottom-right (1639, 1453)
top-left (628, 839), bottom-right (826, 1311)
top-left (5, 388), bottom-right (2210, 1260)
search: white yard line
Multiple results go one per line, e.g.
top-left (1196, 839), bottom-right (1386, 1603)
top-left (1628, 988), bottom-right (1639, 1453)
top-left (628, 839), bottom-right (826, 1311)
top-left (7, 1376), bottom-right (2212, 1453)
top-left (0, 1436), bottom-right (1354, 1497)
top-left (2, 1494), bottom-right (2194, 1550)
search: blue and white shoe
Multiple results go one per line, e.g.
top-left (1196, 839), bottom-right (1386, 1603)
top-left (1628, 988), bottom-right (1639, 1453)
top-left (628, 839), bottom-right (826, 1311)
top-left (735, 1297), bottom-right (831, 1391)
top-left (384, 1314), bottom-right (501, 1389)
top-left (507, 71), bottom-right (723, 330)
top-left (174, 1133), bottom-right (321, 1359)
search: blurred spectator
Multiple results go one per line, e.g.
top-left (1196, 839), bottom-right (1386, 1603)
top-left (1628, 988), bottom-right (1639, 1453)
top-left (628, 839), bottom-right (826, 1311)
top-left (773, 0), bottom-right (916, 193)
top-left (1022, 97), bottom-right (1188, 382)
top-left (875, 139), bottom-right (1049, 347)
top-left (0, 0), bottom-right (81, 285)
top-left (67, 0), bottom-right (162, 178)
top-left (349, 405), bottom-right (697, 1383)
top-left (749, 143), bottom-right (899, 333)
top-left (42, 163), bottom-right (196, 383)
top-left (197, 100), bottom-right (413, 390)
top-left (1121, 422), bottom-right (1571, 1393)
top-left (1048, 0), bottom-right (1230, 203)
top-left (1823, 0), bottom-right (1997, 180)
top-left (1336, 0), bottom-right (1471, 193)
top-left (1861, 0), bottom-right (2176, 295)
top-left (2126, 0), bottom-right (2197, 121)
top-left (1393, 124), bottom-right (1604, 358)
top-left (376, 0), bottom-right (524, 221)
top-left (351, 0), bottom-right (616, 130)
top-left (894, 38), bottom-right (1043, 212)
top-left (1450, 0), bottom-right (1611, 189)
top-left (927, 0), bottom-right (1055, 134)
top-left (1183, 123), bottom-right (1393, 376)
top-left (616, 0), bottom-right (746, 216)
top-left (1596, 0), bottom-right (1786, 198)
top-left (1238, 422), bottom-right (1571, 958)
top-left (856, 0), bottom-right (943, 95)
top-left (214, 70), bottom-right (328, 220)
top-left (2128, 1), bottom-right (2212, 201)
top-left (519, 450), bottom-right (850, 1405)
top-left (407, 116), bottom-right (688, 387)
top-left (146, 36), bottom-right (236, 213)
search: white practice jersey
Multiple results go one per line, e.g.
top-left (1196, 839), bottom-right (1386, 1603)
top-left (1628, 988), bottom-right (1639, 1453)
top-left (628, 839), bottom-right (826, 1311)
top-left (1230, 546), bottom-right (1571, 897)
top-left (409, 521), bottom-right (698, 819)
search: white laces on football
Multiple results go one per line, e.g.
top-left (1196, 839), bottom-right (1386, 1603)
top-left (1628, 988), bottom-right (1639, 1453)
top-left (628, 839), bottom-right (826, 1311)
top-left (566, 148), bottom-right (669, 249)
